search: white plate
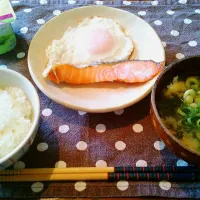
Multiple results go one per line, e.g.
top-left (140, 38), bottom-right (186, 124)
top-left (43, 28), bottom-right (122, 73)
top-left (28, 5), bottom-right (165, 113)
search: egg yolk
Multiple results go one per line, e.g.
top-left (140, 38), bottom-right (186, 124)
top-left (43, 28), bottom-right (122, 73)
top-left (86, 28), bottom-right (114, 55)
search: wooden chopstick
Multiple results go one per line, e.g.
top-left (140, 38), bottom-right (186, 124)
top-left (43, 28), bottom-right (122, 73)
top-left (0, 166), bottom-right (199, 176)
top-left (0, 172), bottom-right (199, 182)
top-left (0, 167), bottom-right (114, 175)
top-left (0, 173), bottom-right (108, 182)
top-left (0, 166), bottom-right (200, 182)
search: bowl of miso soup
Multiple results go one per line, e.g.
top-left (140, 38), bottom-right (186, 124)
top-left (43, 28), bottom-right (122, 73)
top-left (151, 55), bottom-right (200, 166)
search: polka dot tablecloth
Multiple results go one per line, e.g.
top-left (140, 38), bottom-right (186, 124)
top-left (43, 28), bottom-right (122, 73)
top-left (1, 0), bottom-right (200, 198)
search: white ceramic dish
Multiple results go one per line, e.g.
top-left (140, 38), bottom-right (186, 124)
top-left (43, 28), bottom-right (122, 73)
top-left (0, 68), bottom-right (40, 169)
top-left (28, 5), bottom-right (165, 113)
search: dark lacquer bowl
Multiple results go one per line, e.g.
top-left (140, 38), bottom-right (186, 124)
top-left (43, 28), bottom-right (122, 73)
top-left (150, 55), bottom-right (200, 166)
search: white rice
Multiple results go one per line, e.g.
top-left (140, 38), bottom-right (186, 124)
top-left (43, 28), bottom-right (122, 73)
top-left (0, 87), bottom-right (32, 159)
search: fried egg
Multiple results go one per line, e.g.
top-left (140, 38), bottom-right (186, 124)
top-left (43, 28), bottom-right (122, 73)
top-left (43, 17), bottom-right (134, 76)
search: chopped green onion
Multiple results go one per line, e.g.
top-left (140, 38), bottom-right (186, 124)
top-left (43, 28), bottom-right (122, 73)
top-left (184, 106), bottom-right (194, 112)
top-left (194, 95), bottom-right (200, 103)
top-left (186, 77), bottom-right (199, 90)
top-left (197, 119), bottom-right (200, 128)
top-left (183, 89), bottom-right (196, 100)
top-left (187, 118), bottom-right (193, 125)
top-left (185, 95), bottom-right (193, 104)
top-left (183, 106), bottom-right (198, 116)
top-left (190, 103), bottom-right (197, 108)
top-left (177, 108), bottom-right (186, 116)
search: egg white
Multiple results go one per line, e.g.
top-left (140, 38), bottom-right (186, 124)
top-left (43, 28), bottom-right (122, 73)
top-left (44, 17), bottom-right (134, 77)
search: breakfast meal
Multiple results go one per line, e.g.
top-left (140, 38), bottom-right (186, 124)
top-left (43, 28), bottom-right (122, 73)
top-left (0, 86), bottom-right (32, 159)
top-left (43, 16), bottom-right (163, 84)
top-left (158, 75), bottom-right (200, 153)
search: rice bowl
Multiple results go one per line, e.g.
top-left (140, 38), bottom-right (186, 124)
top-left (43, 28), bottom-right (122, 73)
top-left (0, 68), bottom-right (40, 169)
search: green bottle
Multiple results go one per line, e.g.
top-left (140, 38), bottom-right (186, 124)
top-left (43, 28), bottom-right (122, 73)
top-left (0, 23), bottom-right (16, 54)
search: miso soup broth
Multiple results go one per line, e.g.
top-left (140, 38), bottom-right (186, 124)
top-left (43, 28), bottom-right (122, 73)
top-left (158, 75), bottom-right (200, 153)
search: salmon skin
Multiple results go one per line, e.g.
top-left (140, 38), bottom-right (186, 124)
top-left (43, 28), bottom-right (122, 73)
top-left (46, 60), bottom-right (164, 84)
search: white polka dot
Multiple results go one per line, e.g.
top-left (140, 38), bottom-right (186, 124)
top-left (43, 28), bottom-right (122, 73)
top-left (138, 11), bottom-right (146, 16)
top-left (132, 124), bottom-right (143, 133)
top-left (159, 181), bottom-right (171, 190)
top-left (55, 161), bottom-right (67, 168)
top-left (42, 108), bottom-right (52, 117)
top-left (114, 109), bottom-right (124, 115)
top-left (20, 27), bottom-right (28, 34)
top-left (39, 0), bottom-right (48, 5)
top-left (123, 1), bottom-right (131, 5)
top-left (0, 65), bottom-right (7, 69)
top-left (162, 42), bottom-right (166, 47)
top-left (115, 141), bottom-right (126, 151)
top-left (37, 143), bottom-right (48, 152)
top-left (176, 53), bottom-right (185, 59)
top-left (13, 161), bottom-right (25, 169)
top-left (53, 10), bottom-right (61, 16)
top-left (75, 181), bottom-right (86, 192)
top-left (96, 160), bottom-right (107, 167)
top-left (151, 0), bottom-right (158, 6)
top-left (136, 160), bottom-right (147, 167)
top-left (37, 19), bottom-right (45, 25)
top-left (117, 181), bottom-right (129, 191)
top-left (17, 52), bottom-right (25, 59)
top-left (154, 141), bottom-right (165, 150)
top-left (188, 40), bottom-right (197, 47)
top-left (24, 8), bottom-right (32, 13)
top-left (166, 10), bottom-right (175, 15)
top-left (95, 0), bottom-right (103, 5)
top-left (96, 124), bottom-right (106, 133)
top-left (68, 0), bottom-right (76, 4)
top-left (176, 159), bottom-right (188, 166)
top-left (12, 0), bottom-right (19, 3)
top-left (78, 111), bottom-right (86, 115)
top-left (76, 141), bottom-right (87, 151)
top-left (171, 30), bottom-right (179, 36)
top-left (154, 20), bottom-right (162, 26)
top-left (179, 0), bottom-right (187, 4)
top-left (184, 18), bottom-right (192, 24)
top-left (59, 125), bottom-right (69, 133)
top-left (195, 9), bottom-right (200, 14)
top-left (31, 182), bottom-right (44, 193)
